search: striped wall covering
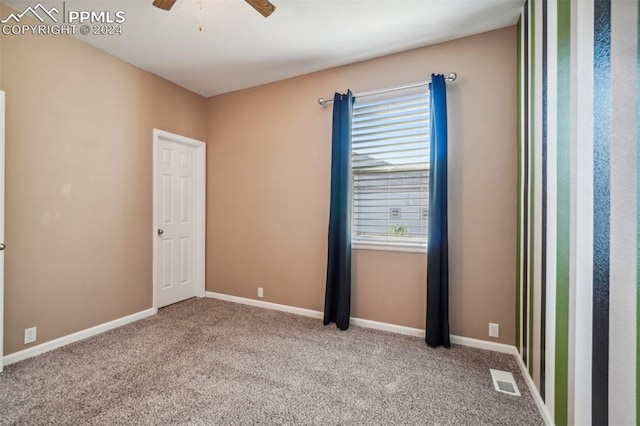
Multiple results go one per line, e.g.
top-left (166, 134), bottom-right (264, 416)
top-left (516, 0), bottom-right (639, 425)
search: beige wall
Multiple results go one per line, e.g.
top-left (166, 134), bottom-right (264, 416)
top-left (207, 27), bottom-right (518, 343)
top-left (0, 23), bottom-right (4, 88)
top-left (1, 5), bottom-right (208, 354)
top-left (1, 18), bottom-right (517, 354)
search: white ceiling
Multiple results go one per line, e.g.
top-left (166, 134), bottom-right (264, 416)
top-left (2, 0), bottom-right (523, 97)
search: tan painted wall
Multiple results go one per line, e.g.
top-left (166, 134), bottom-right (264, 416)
top-left (1, 14), bottom-right (516, 353)
top-left (1, 5), bottom-right (208, 354)
top-left (207, 26), bottom-right (518, 344)
top-left (0, 23), bottom-right (4, 88)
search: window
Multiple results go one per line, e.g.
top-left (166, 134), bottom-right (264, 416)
top-left (351, 91), bottom-right (430, 251)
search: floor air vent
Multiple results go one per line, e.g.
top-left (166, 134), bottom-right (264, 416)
top-left (490, 369), bottom-right (521, 396)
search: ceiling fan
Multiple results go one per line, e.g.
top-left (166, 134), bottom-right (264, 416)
top-left (152, 0), bottom-right (276, 17)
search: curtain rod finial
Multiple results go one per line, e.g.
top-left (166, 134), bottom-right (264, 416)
top-left (446, 72), bottom-right (457, 82)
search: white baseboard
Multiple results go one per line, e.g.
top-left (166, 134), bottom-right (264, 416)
top-left (449, 335), bottom-right (518, 354)
top-left (514, 349), bottom-right (555, 425)
top-left (206, 292), bottom-right (513, 351)
top-left (3, 308), bottom-right (157, 366)
top-left (206, 292), bottom-right (424, 337)
top-left (206, 292), bottom-right (323, 319)
top-left (349, 316), bottom-right (425, 338)
top-left (206, 291), bottom-right (553, 425)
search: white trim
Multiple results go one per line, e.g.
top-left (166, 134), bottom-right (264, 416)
top-left (352, 242), bottom-right (426, 254)
top-left (3, 308), bottom-right (156, 366)
top-left (152, 130), bottom-right (158, 310)
top-left (350, 316), bottom-right (425, 337)
top-left (206, 292), bottom-right (521, 351)
top-left (205, 292), bottom-right (323, 319)
top-left (0, 91), bottom-right (5, 373)
top-left (449, 335), bottom-right (518, 354)
top-left (515, 347), bottom-right (555, 426)
top-left (152, 129), bottom-right (206, 310)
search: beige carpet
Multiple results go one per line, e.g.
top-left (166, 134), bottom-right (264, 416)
top-left (0, 298), bottom-right (543, 425)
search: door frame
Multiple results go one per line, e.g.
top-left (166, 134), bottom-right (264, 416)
top-left (152, 129), bottom-right (206, 311)
top-left (0, 91), bottom-right (5, 372)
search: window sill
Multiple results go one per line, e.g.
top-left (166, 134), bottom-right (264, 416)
top-left (352, 242), bottom-right (427, 254)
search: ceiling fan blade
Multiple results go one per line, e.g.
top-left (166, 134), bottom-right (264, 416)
top-left (152, 0), bottom-right (177, 11)
top-left (245, 0), bottom-right (276, 17)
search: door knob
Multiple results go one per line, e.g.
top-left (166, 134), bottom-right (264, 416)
top-left (157, 229), bottom-right (164, 235)
top-left (0, 243), bottom-right (5, 250)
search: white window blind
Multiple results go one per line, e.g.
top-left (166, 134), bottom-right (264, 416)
top-left (351, 91), bottom-right (430, 248)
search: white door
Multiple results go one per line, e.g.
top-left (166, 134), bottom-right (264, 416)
top-left (0, 91), bottom-right (5, 372)
top-left (154, 130), bottom-right (205, 309)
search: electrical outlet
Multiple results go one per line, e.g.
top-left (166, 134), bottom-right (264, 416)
top-left (258, 287), bottom-right (264, 298)
top-left (24, 327), bottom-right (37, 344)
top-left (489, 323), bottom-right (500, 338)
